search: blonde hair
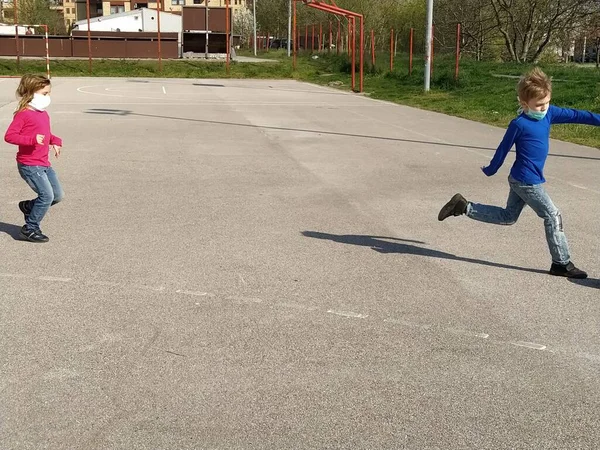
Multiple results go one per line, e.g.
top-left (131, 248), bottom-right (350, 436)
top-left (15, 74), bottom-right (51, 113)
top-left (517, 67), bottom-right (552, 103)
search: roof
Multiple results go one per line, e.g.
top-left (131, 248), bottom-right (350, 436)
top-left (74, 8), bottom-right (178, 27)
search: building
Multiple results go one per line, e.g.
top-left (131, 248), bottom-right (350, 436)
top-left (63, 0), bottom-right (77, 29)
top-left (73, 7), bottom-right (181, 32)
top-left (100, 0), bottom-right (247, 17)
top-left (0, 23), bottom-right (27, 35)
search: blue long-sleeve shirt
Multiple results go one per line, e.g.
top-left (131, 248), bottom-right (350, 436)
top-left (482, 105), bottom-right (600, 184)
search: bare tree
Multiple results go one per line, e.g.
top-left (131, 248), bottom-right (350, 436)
top-left (490, 0), bottom-right (599, 62)
top-left (436, 0), bottom-right (498, 60)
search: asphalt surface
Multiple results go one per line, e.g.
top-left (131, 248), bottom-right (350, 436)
top-left (1, 77), bottom-right (600, 449)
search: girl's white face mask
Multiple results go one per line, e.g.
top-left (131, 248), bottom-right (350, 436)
top-left (29, 93), bottom-right (51, 111)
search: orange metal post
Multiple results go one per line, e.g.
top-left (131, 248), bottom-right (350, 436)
top-left (351, 17), bottom-right (355, 91)
top-left (359, 16), bottom-right (363, 92)
top-left (86, 0), bottom-right (92, 73)
top-left (390, 28), bottom-right (394, 71)
top-left (370, 29), bottom-right (375, 66)
top-left (298, 0), bottom-right (365, 92)
top-left (14, 0), bottom-right (19, 69)
top-left (156, 0), bottom-right (162, 72)
top-left (455, 23), bottom-right (461, 80)
top-left (347, 18), bottom-right (351, 57)
top-left (293, 0), bottom-right (297, 68)
top-left (430, 24), bottom-right (434, 76)
top-left (312, 24), bottom-right (315, 51)
top-left (409, 28), bottom-right (413, 75)
top-left (226, 0), bottom-right (230, 73)
top-left (305, 25), bottom-right (308, 52)
top-left (43, 25), bottom-right (50, 79)
top-left (317, 23), bottom-right (321, 51)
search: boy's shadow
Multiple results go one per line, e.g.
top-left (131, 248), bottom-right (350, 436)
top-left (301, 231), bottom-right (548, 275)
top-left (0, 222), bottom-right (23, 240)
top-left (568, 278), bottom-right (600, 289)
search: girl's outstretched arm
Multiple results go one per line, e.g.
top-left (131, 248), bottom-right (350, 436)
top-left (4, 114), bottom-right (36, 146)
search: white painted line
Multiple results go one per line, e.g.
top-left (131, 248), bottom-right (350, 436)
top-left (0, 273), bottom-right (29, 279)
top-left (175, 289), bottom-right (209, 297)
top-left (132, 284), bottom-right (165, 292)
top-left (87, 280), bottom-right (120, 287)
top-left (547, 175), bottom-right (600, 195)
top-left (227, 296), bottom-right (263, 304)
top-left (512, 341), bottom-right (547, 350)
top-left (327, 310), bottom-right (368, 319)
top-left (445, 328), bottom-right (490, 339)
top-left (567, 183), bottom-right (600, 194)
top-left (162, 86), bottom-right (166, 94)
top-left (38, 276), bottom-right (71, 282)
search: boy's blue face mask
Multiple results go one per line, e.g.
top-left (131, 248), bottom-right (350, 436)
top-left (525, 109), bottom-right (548, 121)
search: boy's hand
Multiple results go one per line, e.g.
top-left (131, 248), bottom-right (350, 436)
top-left (36, 134), bottom-right (45, 145)
top-left (481, 166), bottom-right (493, 176)
top-left (51, 145), bottom-right (61, 158)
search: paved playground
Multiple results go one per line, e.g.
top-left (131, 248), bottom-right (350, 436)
top-left (1, 77), bottom-right (599, 448)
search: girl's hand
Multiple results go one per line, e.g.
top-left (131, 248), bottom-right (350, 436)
top-left (36, 134), bottom-right (45, 145)
top-left (51, 145), bottom-right (61, 158)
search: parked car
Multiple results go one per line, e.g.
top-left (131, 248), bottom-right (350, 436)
top-left (269, 39), bottom-right (289, 50)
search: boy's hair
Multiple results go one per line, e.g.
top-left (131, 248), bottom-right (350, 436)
top-left (15, 74), bottom-right (51, 113)
top-left (517, 67), bottom-right (552, 103)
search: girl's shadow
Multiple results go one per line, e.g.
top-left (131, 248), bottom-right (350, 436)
top-left (0, 222), bottom-right (23, 240)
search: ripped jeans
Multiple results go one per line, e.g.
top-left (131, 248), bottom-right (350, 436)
top-left (467, 176), bottom-right (570, 265)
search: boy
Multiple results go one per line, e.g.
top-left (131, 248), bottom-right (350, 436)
top-left (438, 67), bottom-right (600, 279)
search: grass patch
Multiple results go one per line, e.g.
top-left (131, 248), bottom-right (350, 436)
top-left (2, 51), bottom-right (600, 148)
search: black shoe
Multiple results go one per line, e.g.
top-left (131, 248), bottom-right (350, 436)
top-left (549, 262), bottom-right (587, 279)
top-left (438, 193), bottom-right (468, 221)
top-left (18, 200), bottom-right (31, 221)
top-left (20, 226), bottom-right (49, 243)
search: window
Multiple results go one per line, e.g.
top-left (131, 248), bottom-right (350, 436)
top-left (171, 0), bottom-right (184, 4)
top-left (110, 4), bottom-right (125, 13)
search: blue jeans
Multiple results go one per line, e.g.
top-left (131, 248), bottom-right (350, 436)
top-left (18, 164), bottom-right (64, 231)
top-left (466, 176), bottom-right (570, 265)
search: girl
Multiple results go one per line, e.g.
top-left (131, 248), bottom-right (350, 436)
top-left (5, 74), bottom-right (63, 243)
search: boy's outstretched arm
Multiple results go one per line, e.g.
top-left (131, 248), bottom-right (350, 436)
top-left (481, 120), bottom-right (520, 176)
top-left (549, 105), bottom-right (600, 126)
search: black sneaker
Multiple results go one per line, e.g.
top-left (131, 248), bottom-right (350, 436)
top-left (438, 193), bottom-right (468, 221)
top-left (20, 226), bottom-right (49, 243)
top-left (549, 262), bottom-right (587, 279)
top-left (18, 200), bottom-right (31, 221)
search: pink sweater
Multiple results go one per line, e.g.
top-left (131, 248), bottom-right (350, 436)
top-left (4, 108), bottom-right (62, 167)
